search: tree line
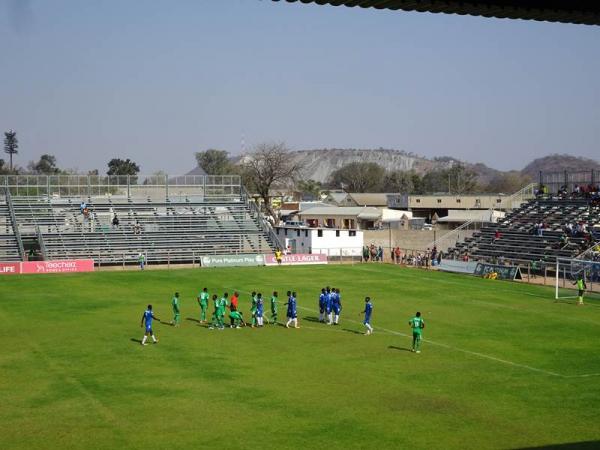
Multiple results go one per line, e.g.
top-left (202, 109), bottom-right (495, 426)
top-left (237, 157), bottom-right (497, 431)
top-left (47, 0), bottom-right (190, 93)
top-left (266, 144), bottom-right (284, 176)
top-left (326, 162), bottom-right (531, 194)
top-left (2, 130), bottom-right (141, 176)
top-left (195, 146), bottom-right (533, 200)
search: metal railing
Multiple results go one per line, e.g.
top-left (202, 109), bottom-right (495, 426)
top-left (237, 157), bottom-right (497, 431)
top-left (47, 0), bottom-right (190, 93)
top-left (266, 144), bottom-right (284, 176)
top-left (504, 182), bottom-right (537, 208)
top-left (0, 174), bottom-right (242, 199)
top-left (36, 225), bottom-right (48, 260)
top-left (4, 189), bottom-right (25, 260)
top-left (424, 214), bottom-right (489, 252)
top-left (241, 186), bottom-right (283, 250)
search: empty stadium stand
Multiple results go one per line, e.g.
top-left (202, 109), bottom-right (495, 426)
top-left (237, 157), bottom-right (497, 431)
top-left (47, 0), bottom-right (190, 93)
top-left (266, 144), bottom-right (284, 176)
top-left (0, 194), bottom-right (23, 262)
top-left (0, 176), bottom-right (280, 266)
top-left (448, 198), bottom-right (600, 266)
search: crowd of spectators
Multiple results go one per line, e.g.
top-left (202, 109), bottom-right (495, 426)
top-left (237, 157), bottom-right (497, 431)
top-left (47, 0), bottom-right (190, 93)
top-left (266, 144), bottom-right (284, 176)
top-left (362, 244), bottom-right (383, 262)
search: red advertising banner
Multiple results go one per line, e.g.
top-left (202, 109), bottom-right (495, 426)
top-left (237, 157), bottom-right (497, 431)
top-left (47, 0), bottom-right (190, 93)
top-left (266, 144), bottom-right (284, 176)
top-left (20, 259), bottom-right (95, 274)
top-left (0, 262), bottom-right (22, 275)
top-left (264, 253), bottom-right (328, 266)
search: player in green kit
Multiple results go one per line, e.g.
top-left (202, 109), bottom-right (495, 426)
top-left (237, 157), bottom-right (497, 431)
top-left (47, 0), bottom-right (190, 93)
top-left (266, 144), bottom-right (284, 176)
top-left (409, 312), bottom-right (425, 353)
top-left (197, 287), bottom-right (209, 323)
top-left (270, 291), bottom-right (279, 324)
top-left (229, 310), bottom-right (246, 328)
top-left (171, 292), bottom-right (181, 326)
top-left (209, 294), bottom-right (220, 330)
top-left (217, 293), bottom-right (228, 330)
top-left (250, 291), bottom-right (258, 328)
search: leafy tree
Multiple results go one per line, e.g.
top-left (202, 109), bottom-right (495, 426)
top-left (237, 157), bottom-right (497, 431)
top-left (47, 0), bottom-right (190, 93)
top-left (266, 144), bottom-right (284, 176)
top-left (241, 142), bottom-right (301, 216)
top-left (106, 158), bottom-right (140, 176)
top-left (27, 154), bottom-right (61, 174)
top-left (420, 169), bottom-right (449, 194)
top-left (195, 149), bottom-right (232, 175)
top-left (328, 162), bottom-right (385, 192)
top-left (297, 179), bottom-right (324, 200)
top-left (3, 130), bottom-right (18, 171)
top-left (383, 170), bottom-right (421, 193)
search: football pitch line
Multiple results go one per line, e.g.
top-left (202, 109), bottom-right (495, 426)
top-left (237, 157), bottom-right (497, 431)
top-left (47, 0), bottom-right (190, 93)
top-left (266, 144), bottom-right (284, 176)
top-left (297, 305), bottom-right (600, 379)
top-left (226, 287), bottom-right (599, 379)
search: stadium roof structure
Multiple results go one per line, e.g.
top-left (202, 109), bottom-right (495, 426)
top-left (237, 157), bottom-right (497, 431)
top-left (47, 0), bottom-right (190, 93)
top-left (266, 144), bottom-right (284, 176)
top-left (272, 1), bottom-right (600, 26)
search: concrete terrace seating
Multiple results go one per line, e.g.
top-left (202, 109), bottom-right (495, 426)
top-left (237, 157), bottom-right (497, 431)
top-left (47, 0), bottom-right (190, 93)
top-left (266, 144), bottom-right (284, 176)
top-left (0, 201), bottom-right (21, 261)
top-left (448, 199), bottom-right (600, 266)
top-left (9, 195), bottom-right (275, 265)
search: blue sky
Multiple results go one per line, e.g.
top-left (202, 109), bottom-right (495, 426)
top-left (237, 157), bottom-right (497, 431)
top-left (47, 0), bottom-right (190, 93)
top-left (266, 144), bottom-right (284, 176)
top-left (1, 0), bottom-right (599, 174)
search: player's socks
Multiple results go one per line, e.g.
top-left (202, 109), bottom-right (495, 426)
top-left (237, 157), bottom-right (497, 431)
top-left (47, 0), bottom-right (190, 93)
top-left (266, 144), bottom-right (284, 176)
top-left (334, 315), bottom-right (339, 324)
top-left (142, 336), bottom-right (147, 345)
top-left (152, 335), bottom-right (157, 343)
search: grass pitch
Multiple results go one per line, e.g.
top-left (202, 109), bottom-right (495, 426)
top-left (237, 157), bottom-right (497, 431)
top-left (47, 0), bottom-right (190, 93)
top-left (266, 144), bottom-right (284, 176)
top-left (1, 264), bottom-right (599, 450)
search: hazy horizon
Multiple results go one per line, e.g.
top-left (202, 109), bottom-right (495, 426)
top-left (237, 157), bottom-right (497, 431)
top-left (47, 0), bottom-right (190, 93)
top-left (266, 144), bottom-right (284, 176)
top-left (1, 0), bottom-right (599, 175)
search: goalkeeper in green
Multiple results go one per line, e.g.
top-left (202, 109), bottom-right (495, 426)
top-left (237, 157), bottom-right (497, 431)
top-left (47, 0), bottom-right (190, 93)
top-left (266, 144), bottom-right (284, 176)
top-left (409, 312), bottom-right (425, 353)
top-left (573, 274), bottom-right (587, 306)
top-left (171, 292), bottom-right (180, 327)
top-left (197, 287), bottom-right (209, 323)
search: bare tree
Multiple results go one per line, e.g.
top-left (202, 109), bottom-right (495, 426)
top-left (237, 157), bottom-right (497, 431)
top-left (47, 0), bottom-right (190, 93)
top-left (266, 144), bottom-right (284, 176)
top-left (241, 142), bottom-right (301, 216)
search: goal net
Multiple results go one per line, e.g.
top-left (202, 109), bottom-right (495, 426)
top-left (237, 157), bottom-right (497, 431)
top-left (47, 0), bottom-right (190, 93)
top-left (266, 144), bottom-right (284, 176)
top-left (554, 258), bottom-right (600, 303)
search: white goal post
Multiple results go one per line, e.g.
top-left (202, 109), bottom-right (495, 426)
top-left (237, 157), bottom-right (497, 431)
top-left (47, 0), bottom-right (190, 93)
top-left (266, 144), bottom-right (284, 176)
top-left (555, 257), bottom-right (600, 301)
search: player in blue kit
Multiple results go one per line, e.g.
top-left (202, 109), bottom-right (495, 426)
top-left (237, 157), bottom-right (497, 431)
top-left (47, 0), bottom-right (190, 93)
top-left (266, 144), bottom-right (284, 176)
top-left (255, 293), bottom-right (264, 327)
top-left (325, 286), bottom-right (333, 325)
top-left (360, 297), bottom-right (373, 335)
top-left (140, 304), bottom-right (160, 345)
top-left (332, 288), bottom-right (342, 325)
top-left (285, 290), bottom-right (299, 329)
top-left (318, 288), bottom-right (327, 322)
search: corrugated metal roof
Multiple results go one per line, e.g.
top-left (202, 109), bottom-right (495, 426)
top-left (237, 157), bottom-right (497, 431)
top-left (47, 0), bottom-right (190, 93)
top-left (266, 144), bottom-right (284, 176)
top-left (298, 206), bottom-right (382, 217)
top-left (272, 1), bottom-right (600, 26)
top-left (347, 193), bottom-right (389, 207)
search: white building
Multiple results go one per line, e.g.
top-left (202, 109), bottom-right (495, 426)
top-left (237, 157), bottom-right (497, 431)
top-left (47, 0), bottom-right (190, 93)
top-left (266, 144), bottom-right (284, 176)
top-left (297, 206), bottom-right (412, 230)
top-left (275, 226), bottom-right (364, 257)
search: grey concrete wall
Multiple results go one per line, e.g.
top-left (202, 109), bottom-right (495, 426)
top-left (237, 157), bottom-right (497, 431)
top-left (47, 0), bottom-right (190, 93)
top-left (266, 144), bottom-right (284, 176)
top-left (363, 228), bottom-right (475, 252)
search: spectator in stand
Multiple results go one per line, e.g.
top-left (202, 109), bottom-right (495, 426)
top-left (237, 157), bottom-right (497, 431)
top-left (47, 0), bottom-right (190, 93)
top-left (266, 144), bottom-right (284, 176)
top-left (558, 185), bottom-right (568, 198)
top-left (537, 222), bottom-right (544, 237)
top-left (492, 230), bottom-right (502, 244)
top-left (134, 221), bottom-right (141, 235)
top-left (80, 200), bottom-right (87, 213)
top-left (112, 214), bottom-right (119, 228)
top-left (535, 185), bottom-right (544, 198)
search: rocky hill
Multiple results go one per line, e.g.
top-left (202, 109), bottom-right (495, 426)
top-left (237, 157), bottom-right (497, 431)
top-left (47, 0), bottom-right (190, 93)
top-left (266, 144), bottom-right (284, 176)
top-left (218, 148), bottom-right (599, 186)
top-left (287, 148), bottom-right (449, 182)
top-left (522, 154), bottom-right (600, 179)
